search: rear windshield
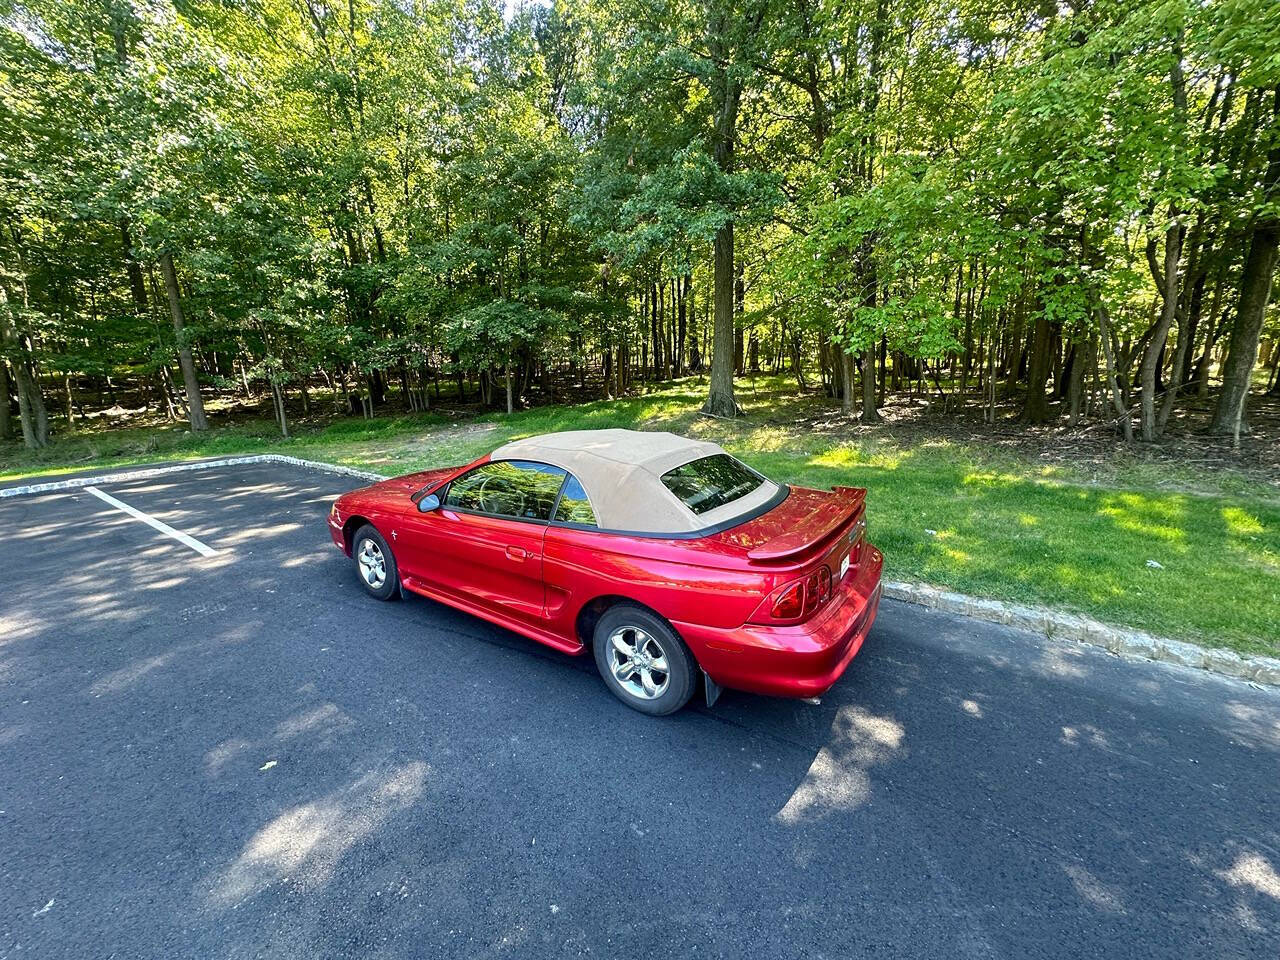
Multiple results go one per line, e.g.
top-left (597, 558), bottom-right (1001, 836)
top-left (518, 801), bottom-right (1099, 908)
top-left (660, 454), bottom-right (765, 515)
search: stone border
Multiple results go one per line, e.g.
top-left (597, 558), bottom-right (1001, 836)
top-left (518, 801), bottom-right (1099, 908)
top-left (0, 454), bottom-right (385, 499)
top-left (5, 456), bottom-right (1275, 688)
top-left (883, 580), bottom-right (1280, 687)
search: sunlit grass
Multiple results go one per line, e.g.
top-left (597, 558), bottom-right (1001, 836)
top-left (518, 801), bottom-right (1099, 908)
top-left (3, 376), bottom-right (1276, 657)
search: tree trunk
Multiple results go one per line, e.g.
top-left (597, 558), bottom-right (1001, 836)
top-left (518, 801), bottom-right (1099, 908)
top-left (1139, 42), bottom-right (1190, 440)
top-left (840, 349), bottom-right (855, 416)
top-left (1098, 306), bottom-right (1133, 441)
top-left (1139, 221), bottom-right (1184, 441)
top-left (120, 220), bottom-right (148, 314)
top-left (272, 380), bottom-right (289, 438)
top-left (860, 347), bottom-right (880, 423)
top-left (0, 358), bottom-right (11, 440)
top-left (705, 221), bottom-right (740, 417)
top-left (159, 251), bottom-right (208, 431)
top-left (676, 274), bottom-right (689, 376)
top-left (1209, 227), bottom-right (1279, 435)
top-left (1020, 308), bottom-right (1055, 424)
top-left (1210, 90), bottom-right (1280, 435)
top-left (1156, 311), bottom-right (1193, 437)
top-left (701, 13), bottom-right (744, 419)
top-left (505, 362), bottom-right (514, 415)
top-left (1066, 339), bottom-right (1087, 426)
top-left (0, 282), bottom-right (48, 448)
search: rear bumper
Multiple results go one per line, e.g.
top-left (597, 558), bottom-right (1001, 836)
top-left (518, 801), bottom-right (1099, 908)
top-left (675, 546), bottom-right (884, 698)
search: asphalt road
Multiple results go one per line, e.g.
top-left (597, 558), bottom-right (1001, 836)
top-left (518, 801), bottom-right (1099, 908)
top-left (1, 462), bottom-right (1277, 959)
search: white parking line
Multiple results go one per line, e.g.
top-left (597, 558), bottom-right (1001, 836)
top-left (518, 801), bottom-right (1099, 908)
top-left (84, 485), bottom-right (220, 557)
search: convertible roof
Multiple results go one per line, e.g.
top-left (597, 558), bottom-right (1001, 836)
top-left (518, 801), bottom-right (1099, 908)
top-left (490, 429), bottom-right (781, 534)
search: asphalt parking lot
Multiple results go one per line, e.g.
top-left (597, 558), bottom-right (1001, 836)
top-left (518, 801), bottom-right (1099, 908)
top-left (1, 461), bottom-right (1277, 959)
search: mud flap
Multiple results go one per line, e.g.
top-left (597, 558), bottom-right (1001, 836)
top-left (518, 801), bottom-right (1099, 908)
top-left (703, 671), bottom-right (723, 708)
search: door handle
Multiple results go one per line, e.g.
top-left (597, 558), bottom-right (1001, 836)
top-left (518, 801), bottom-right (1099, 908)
top-left (506, 546), bottom-right (528, 561)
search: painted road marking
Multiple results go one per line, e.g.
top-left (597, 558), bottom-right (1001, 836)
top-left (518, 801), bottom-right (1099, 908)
top-left (84, 485), bottom-right (220, 557)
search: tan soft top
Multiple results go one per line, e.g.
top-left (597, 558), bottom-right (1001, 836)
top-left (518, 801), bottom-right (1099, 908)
top-left (490, 429), bottom-right (781, 534)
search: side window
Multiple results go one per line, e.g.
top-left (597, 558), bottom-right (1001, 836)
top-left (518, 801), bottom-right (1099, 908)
top-left (552, 474), bottom-right (597, 527)
top-left (444, 461), bottom-right (566, 521)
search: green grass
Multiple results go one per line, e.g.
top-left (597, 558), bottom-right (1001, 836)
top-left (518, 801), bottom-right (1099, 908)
top-left (4, 377), bottom-right (1277, 658)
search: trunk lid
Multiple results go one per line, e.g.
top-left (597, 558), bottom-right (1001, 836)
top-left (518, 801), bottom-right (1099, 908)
top-left (713, 485), bottom-right (865, 564)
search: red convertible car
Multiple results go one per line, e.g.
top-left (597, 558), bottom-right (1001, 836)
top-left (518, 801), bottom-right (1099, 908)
top-left (328, 429), bottom-right (882, 714)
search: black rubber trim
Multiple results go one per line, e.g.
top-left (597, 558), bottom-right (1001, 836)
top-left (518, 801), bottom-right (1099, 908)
top-left (414, 461), bottom-right (790, 539)
top-left (548, 484), bottom-right (790, 540)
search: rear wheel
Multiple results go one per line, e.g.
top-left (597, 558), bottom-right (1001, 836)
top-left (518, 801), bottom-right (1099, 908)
top-left (593, 605), bottom-right (696, 716)
top-left (352, 524), bottom-right (399, 601)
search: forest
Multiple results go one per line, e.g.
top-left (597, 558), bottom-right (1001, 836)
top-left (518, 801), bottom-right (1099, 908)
top-left (1, 0), bottom-right (1278, 450)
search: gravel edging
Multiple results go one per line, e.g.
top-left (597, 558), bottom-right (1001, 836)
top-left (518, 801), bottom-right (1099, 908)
top-left (883, 580), bottom-right (1280, 687)
top-left (6, 455), bottom-right (1275, 688)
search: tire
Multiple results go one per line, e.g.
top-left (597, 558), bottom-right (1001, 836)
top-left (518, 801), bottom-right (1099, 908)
top-left (593, 605), bottom-right (697, 716)
top-left (352, 524), bottom-right (399, 601)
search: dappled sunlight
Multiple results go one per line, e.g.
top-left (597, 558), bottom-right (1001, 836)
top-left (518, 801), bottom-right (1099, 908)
top-left (215, 521), bottom-right (303, 546)
top-left (1221, 506), bottom-right (1265, 537)
top-left (808, 443), bottom-right (904, 471)
top-left (140, 576), bottom-right (187, 591)
top-left (1063, 863), bottom-right (1127, 914)
top-left (1220, 701), bottom-right (1280, 751)
top-left (1048, 563), bottom-right (1091, 591)
top-left (207, 761), bottom-right (428, 906)
top-left (775, 706), bottom-right (905, 825)
top-left (1098, 492), bottom-right (1190, 546)
top-left (1219, 853), bottom-right (1280, 902)
top-left (1035, 644), bottom-right (1089, 680)
top-left (89, 652), bottom-right (177, 696)
top-left (274, 703), bottom-right (353, 741)
top-left (0, 610), bottom-right (41, 644)
top-left (938, 542), bottom-right (972, 564)
top-left (960, 468), bottom-right (1025, 490)
top-left (727, 424), bottom-right (812, 456)
top-left (205, 737), bottom-right (253, 776)
top-left (1060, 725), bottom-right (1112, 750)
top-left (280, 550), bottom-right (334, 568)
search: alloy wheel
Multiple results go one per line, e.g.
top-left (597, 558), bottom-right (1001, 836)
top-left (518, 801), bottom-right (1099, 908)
top-left (608, 626), bottom-right (670, 700)
top-left (357, 537), bottom-right (386, 589)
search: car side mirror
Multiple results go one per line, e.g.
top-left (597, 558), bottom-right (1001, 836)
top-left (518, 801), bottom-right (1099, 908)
top-left (417, 493), bottom-right (441, 513)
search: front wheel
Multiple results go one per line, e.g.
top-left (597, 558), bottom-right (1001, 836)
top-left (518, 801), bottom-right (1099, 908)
top-left (593, 605), bottom-right (696, 716)
top-left (352, 524), bottom-right (399, 601)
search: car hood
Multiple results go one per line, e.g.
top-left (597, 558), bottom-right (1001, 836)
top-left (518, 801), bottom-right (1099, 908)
top-left (341, 466), bottom-right (461, 506)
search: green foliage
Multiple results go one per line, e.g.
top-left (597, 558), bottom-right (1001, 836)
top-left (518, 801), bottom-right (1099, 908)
top-left (0, 0), bottom-right (1276, 440)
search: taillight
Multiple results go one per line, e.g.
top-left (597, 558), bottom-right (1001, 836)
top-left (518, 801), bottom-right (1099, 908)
top-left (753, 565), bottom-right (837, 625)
top-left (770, 581), bottom-right (805, 620)
top-left (803, 573), bottom-right (820, 615)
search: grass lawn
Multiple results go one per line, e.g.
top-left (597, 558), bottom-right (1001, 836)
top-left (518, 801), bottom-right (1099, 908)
top-left (4, 378), bottom-right (1277, 658)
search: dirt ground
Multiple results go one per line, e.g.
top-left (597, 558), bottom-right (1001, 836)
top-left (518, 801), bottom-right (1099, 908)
top-left (780, 386), bottom-right (1280, 493)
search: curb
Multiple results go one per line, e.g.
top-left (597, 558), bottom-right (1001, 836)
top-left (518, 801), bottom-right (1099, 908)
top-left (882, 580), bottom-right (1280, 688)
top-left (5, 456), bottom-right (1275, 689)
top-left (0, 454), bottom-right (386, 499)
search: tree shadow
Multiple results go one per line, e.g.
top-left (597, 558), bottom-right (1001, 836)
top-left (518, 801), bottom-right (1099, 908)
top-left (3, 461), bottom-right (1277, 958)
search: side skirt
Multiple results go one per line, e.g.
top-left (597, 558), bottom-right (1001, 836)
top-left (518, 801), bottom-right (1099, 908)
top-left (400, 574), bottom-right (585, 657)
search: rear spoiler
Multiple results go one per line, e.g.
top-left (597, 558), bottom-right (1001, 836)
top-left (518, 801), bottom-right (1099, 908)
top-left (746, 486), bottom-right (865, 561)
